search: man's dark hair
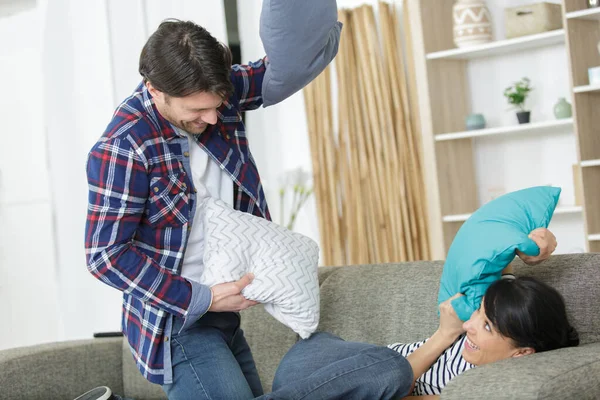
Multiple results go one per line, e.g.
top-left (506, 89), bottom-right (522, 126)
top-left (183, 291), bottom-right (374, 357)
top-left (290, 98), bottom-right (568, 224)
top-left (139, 19), bottom-right (234, 98)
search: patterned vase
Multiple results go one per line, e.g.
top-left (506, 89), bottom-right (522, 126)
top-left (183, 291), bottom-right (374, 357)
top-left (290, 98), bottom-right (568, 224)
top-left (453, 0), bottom-right (493, 48)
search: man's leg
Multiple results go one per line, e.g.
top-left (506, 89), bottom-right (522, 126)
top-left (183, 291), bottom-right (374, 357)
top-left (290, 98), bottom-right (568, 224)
top-left (162, 314), bottom-right (256, 400)
top-left (258, 332), bottom-right (413, 400)
top-left (230, 327), bottom-right (264, 397)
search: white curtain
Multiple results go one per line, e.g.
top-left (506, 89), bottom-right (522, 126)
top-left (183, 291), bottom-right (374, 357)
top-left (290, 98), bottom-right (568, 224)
top-left (0, 0), bottom-right (228, 349)
top-left (0, 0), bottom-right (63, 350)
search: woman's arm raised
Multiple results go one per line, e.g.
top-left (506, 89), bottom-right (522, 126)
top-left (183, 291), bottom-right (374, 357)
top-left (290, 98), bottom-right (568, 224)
top-left (404, 294), bottom-right (466, 395)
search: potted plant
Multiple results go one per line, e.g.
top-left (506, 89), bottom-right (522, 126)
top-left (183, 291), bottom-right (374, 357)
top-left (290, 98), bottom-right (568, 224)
top-left (504, 77), bottom-right (533, 124)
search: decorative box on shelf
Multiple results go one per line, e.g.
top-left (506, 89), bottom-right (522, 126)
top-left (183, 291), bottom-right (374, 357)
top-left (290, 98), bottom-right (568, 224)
top-left (505, 2), bottom-right (563, 39)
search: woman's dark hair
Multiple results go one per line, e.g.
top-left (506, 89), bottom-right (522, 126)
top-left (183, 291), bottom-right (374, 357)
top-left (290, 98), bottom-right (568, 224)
top-left (139, 19), bottom-right (234, 98)
top-left (484, 277), bottom-right (579, 352)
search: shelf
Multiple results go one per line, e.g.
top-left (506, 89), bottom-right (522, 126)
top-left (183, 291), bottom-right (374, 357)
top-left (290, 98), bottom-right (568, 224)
top-left (442, 206), bottom-right (583, 223)
top-left (581, 159), bottom-right (600, 167)
top-left (442, 213), bottom-right (473, 223)
top-left (573, 84), bottom-right (600, 94)
top-left (566, 7), bottom-right (600, 21)
top-left (426, 30), bottom-right (565, 61)
top-left (435, 119), bottom-right (573, 142)
top-left (589, 234), bottom-right (600, 241)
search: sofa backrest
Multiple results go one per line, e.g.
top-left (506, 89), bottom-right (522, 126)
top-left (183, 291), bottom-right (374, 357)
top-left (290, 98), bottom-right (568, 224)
top-left (120, 253), bottom-right (600, 396)
top-left (241, 253), bottom-right (600, 391)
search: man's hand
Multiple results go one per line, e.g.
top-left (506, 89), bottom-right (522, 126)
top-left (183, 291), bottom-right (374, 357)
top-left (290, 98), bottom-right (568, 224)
top-left (516, 227), bottom-right (557, 265)
top-left (208, 273), bottom-right (259, 312)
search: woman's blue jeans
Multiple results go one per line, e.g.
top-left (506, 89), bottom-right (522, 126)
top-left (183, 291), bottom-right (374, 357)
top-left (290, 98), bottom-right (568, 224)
top-left (257, 332), bottom-right (414, 400)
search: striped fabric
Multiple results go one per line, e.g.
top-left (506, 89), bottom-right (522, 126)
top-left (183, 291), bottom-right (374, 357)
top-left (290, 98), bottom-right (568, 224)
top-left (85, 58), bottom-right (270, 384)
top-left (388, 335), bottom-right (474, 395)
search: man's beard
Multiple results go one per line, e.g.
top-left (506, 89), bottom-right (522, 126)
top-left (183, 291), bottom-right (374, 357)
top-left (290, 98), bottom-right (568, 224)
top-left (158, 104), bottom-right (209, 135)
top-left (179, 120), bottom-right (209, 135)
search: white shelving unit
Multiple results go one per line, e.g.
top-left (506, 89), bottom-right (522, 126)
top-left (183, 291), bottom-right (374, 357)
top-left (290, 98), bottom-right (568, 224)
top-left (410, 0), bottom-right (594, 257)
top-left (588, 234), bottom-right (600, 241)
top-left (573, 83), bottom-right (600, 93)
top-left (435, 119), bottom-right (573, 142)
top-left (426, 29), bottom-right (565, 60)
top-left (442, 206), bottom-right (583, 223)
top-left (581, 159), bottom-right (600, 168)
top-left (566, 7), bottom-right (600, 21)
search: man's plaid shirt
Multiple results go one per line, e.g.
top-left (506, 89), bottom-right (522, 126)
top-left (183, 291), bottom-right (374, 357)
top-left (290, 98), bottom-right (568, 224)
top-left (85, 58), bottom-right (270, 384)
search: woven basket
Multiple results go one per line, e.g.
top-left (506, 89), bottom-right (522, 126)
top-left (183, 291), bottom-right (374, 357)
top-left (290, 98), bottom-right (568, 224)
top-left (505, 2), bottom-right (563, 39)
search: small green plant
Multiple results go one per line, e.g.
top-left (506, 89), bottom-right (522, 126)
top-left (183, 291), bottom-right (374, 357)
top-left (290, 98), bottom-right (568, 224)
top-left (278, 168), bottom-right (313, 231)
top-left (503, 77), bottom-right (533, 112)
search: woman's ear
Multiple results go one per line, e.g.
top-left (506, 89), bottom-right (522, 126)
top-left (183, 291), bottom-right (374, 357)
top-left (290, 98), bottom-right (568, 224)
top-left (512, 347), bottom-right (535, 358)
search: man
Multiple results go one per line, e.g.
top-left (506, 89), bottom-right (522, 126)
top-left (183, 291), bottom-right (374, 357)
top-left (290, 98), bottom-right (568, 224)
top-left (85, 9), bottom-right (340, 399)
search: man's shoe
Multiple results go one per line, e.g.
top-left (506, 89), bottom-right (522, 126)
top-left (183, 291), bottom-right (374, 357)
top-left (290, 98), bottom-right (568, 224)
top-left (74, 386), bottom-right (114, 400)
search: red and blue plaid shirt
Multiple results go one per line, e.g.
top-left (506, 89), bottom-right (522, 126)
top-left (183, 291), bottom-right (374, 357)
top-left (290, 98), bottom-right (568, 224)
top-left (85, 58), bottom-right (270, 384)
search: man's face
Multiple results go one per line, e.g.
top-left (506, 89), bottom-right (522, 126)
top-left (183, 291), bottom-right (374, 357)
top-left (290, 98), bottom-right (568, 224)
top-left (147, 82), bottom-right (223, 135)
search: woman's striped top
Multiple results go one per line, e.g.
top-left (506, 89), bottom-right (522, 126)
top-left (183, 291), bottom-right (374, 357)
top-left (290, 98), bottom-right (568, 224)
top-left (387, 334), bottom-right (474, 395)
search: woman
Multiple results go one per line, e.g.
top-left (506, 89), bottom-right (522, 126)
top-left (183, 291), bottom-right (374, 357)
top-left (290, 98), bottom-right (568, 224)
top-left (257, 276), bottom-right (578, 400)
top-left (256, 229), bottom-right (579, 400)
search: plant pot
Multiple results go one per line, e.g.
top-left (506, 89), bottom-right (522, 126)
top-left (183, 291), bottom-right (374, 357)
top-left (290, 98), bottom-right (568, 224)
top-left (516, 111), bottom-right (531, 124)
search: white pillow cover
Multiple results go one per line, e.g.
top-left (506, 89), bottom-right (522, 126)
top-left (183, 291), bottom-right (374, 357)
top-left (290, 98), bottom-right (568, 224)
top-left (199, 197), bottom-right (320, 339)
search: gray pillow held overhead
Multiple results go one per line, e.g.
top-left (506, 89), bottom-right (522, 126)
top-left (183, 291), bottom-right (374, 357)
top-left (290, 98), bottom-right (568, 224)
top-left (260, 0), bottom-right (342, 107)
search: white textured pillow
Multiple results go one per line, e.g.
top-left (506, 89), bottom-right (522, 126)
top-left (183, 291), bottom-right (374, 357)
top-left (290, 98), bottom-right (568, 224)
top-left (199, 197), bottom-right (320, 339)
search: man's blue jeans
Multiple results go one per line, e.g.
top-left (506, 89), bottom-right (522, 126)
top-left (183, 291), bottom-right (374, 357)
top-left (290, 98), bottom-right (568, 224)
top-left (162, 312), bottom-right (263, 400)
top-left (257, 332), bottom-right (414, 400)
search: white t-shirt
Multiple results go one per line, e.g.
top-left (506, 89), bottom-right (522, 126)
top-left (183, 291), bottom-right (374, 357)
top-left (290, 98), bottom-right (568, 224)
top-left (180, 133), bottom-right (233, 283)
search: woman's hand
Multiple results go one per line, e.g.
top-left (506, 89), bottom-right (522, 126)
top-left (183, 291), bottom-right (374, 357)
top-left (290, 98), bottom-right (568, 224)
top-left (436, 293), bottom-right (466, 343)
top-left (406, 294), bottom-right (466, 394)
top-left (516, 228), bottom-right (557, 265)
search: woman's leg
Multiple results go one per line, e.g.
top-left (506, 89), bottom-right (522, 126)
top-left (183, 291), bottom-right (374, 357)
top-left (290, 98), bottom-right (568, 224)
top-left (257, 332), bottom-right (413, 400)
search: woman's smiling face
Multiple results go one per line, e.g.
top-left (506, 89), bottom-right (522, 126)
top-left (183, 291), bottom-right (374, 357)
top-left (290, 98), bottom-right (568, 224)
top-left (461, 300), bottom-right (534, 366)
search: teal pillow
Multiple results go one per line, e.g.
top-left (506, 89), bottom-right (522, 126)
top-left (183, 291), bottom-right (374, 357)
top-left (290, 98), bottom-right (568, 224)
top-left (438, 186), bottom-right (561, 321)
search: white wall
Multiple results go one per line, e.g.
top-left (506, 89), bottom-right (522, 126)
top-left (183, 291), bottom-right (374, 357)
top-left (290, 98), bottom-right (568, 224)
top-left (0, 1), bottom-right (63, 350)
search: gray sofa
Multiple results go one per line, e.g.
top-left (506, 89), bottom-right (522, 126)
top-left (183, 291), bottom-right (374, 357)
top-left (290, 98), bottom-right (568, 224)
top-left (2, 253), bottom-right (599, 399)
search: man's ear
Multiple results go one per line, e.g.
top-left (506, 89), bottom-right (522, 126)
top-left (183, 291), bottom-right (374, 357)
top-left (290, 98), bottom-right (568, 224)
top-left (146, 81), bottom-right (162, 101)
top-left (512, 347), bottom-right (535, 358)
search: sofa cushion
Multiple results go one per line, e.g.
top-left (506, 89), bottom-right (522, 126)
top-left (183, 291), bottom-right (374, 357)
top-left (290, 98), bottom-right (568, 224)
top-left (317, 262), bottom-right (443, 345)
top-left (0, 338), bottom-right (124, 400)
top-left (200, 197), bottom-right (320, 339)
top-left (441, 342), bottom-right (600, 400)
top-left (438, 186), bottom-right (561, 321)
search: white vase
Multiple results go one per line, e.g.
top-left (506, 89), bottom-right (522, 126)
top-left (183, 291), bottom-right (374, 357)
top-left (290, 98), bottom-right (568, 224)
top-left (453, 0), bottom-right (493, 48)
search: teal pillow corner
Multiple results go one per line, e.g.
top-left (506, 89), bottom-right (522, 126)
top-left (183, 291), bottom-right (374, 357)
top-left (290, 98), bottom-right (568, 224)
top-left (438, 186), bottom-right (561, 321)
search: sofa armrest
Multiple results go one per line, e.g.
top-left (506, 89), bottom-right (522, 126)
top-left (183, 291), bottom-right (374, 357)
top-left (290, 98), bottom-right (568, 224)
top-left (0, 338), bottom-right (123, 400)
top-left (441, 342), bottom-right (600, 400)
